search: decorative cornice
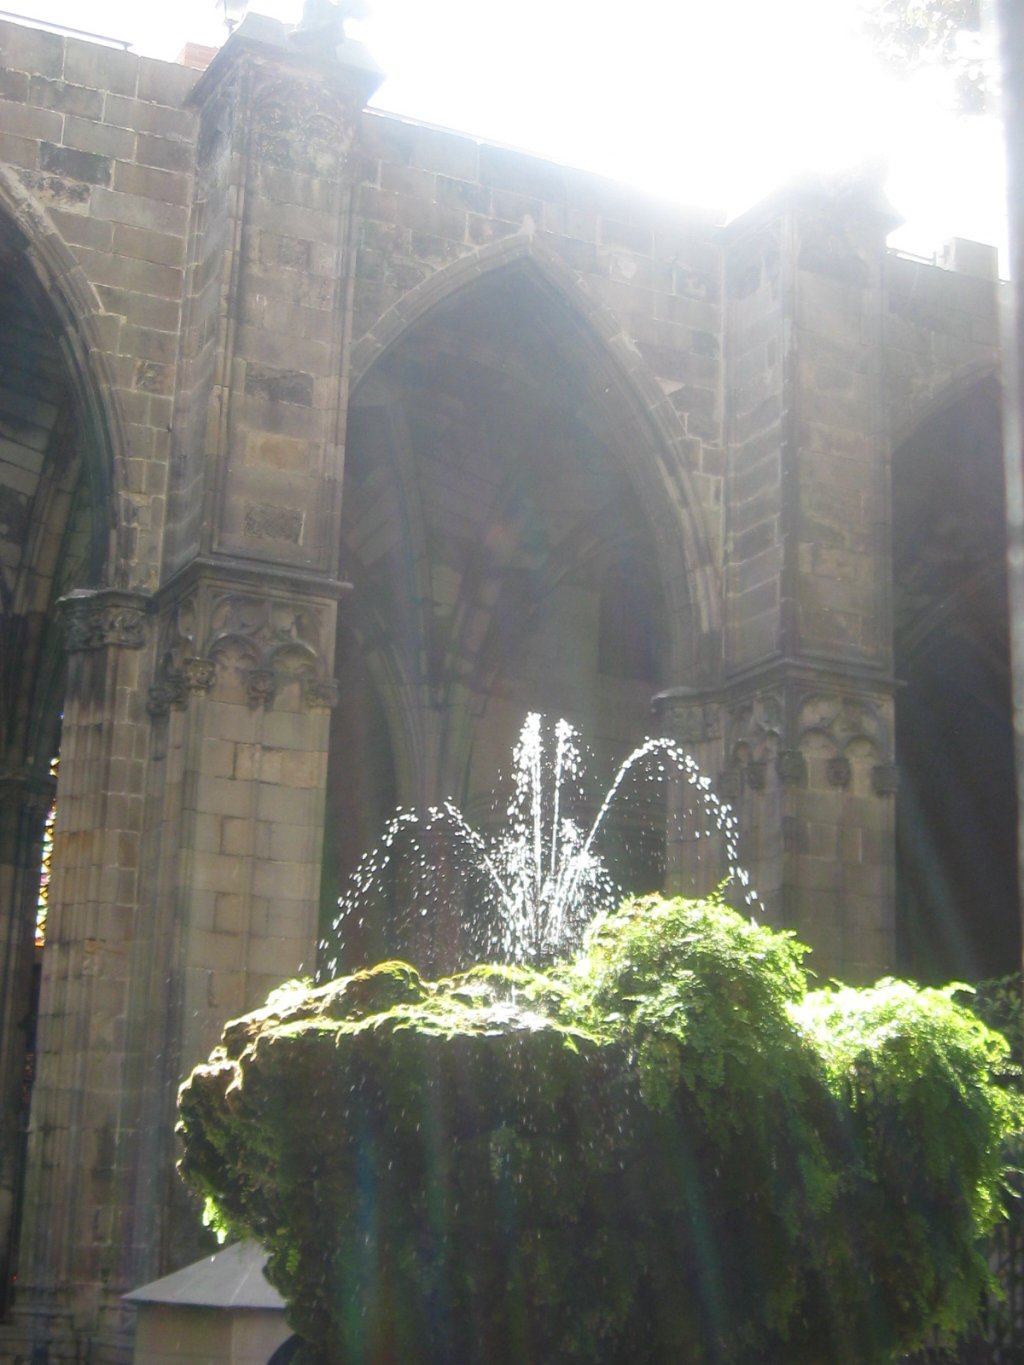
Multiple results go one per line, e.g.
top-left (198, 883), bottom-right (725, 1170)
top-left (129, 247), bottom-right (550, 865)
top-left (652, 655), bottom-right (899, 718)
top-left (153, 554), bottom-right (352, 608)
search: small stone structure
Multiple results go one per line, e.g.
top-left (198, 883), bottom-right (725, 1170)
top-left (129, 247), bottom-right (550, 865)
top-left (0, 9), bottom-right (1014, 1362)
top-left (124, 1240), bottom-right (290, 1365)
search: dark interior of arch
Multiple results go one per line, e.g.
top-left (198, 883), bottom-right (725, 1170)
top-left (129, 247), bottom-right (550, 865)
top-left (0, 246), bottom-right (96, 1311)
top-left (322, 263), bottom-right (674, 971)
top-left (892, 375), bottom-right (1021, 983)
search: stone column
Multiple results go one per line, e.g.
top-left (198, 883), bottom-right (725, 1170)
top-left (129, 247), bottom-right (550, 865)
top-left (0, 769), bottom-right (55, 1316)
top-left (14, 589), bottom-right (151, 1353)
top-left (722, 178), bottom-right (899, 979)
top-left (654, 690), bottom-right (731, 901)
top-left (114, 14), bottom-right (381, 1301)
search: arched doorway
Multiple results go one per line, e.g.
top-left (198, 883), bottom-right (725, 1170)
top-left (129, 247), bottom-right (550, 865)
top-left (892, 374), bottom-right (1020, 982)
top-left (0, 235), bottom-right (101, 1315)
top-left (323, 260), bottom-right (703, 971)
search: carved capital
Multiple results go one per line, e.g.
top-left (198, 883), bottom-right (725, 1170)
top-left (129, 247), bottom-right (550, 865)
top-left (826, 755), bottom-right (852, 789)
top-left (776, 750), bottom-right (807, 786)
top-left (60, 589), bottom-right (150, 652)
top-left (745, 758), bottom-right (767, 792)
top-left (796, 692), bottom-right (890, 764)
top-left (302, 675), bottom-right (339, 710)
top-left (246, 667), bottom-right (277, 708)
top-left (182, 656), bottom-right (216, 693)
top-left (871, 763), bottom-right (899, 796)
top-left (147, 672), bottom-right (187, 718)
top-left (149, 576), bottom-right (337, 717)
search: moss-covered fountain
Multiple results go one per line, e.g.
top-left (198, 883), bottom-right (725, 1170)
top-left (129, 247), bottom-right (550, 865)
top-left (178, 720), bottom-right (1022, 1364)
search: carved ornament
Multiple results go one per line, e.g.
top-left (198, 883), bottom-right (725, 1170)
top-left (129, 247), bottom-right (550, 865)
top-left (826, 755), bottom-right (852, 789)
top-left (727, 690), bottom-right (783, 793)
top-left (252, 82), bottom-right (351, 177)
top-left (149, 583), bottom-right (337, 717)
top-left (60, 589), bottom-right (149, 653)
top-left (797, 692), bottom-right (894, 794)
top-left (776, 750), bottom-right (807, 786)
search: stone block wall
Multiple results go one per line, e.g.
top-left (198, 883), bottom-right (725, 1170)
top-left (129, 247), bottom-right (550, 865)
top-left (0, 12), bottom-right (1006, 1364)
top-left (0, 18), bottom-right (199, 593)
top-left (350, 115), bottom-right (727, 571)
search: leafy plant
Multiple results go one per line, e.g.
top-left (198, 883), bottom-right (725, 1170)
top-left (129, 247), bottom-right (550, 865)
top-left (178, 897), bottom-right (1022, 1364)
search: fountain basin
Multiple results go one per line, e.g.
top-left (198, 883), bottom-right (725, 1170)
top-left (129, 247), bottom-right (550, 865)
top-left (179, 897), bottom-right (1020, 1365)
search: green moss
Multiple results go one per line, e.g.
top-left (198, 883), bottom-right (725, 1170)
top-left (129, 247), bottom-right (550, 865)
top-left (178, 896), bottom-right (1023, 1365)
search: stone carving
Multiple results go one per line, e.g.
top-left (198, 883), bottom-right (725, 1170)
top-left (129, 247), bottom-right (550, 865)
top-left (182, 656), bottom-right (216, 693)
top-left (302, 675), bottom-right (340, 710)
top-left (826, 755), bottom-right (852, 789)
top-left (243, 501), bottom-right (305, 544)
top-left (776, 750), bottom-right (807, 786)
top-left (149, 584), bottom-right (337, 716)
top-left (146, 674), bottom-right (187, 718)
top-left (797, 693), bottom-right (888, 755)
top-left (727, 690), bottom-right (782, 793)
top-left (246, 667), bottom-right (277, 708)
top-left (745, 759), bottom-right (767, 791)
top-left (60, 590), bottom-right (149, 652)
top-left (796, 693), bottom-right (893, 794)
top-left (669, 702), bottom-right (721, 746)
top-left (872, 764), bottom-right (900, 796)
top-left (252, 82), bottom-right (350, 178)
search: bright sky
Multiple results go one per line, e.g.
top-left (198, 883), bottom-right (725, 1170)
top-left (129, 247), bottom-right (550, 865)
top-left (4, 0), bottom-right (1009, 266)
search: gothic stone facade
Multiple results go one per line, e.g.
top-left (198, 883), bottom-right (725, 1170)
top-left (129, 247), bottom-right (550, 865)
top-left (0, 12), bottom-right (1014, 1363)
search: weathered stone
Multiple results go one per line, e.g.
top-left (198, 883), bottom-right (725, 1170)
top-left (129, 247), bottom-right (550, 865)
top-left (0, 14), bottom-right (1012, 1365)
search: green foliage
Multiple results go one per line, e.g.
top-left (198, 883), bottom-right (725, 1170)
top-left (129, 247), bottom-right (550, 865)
top-left (178, 897), bottom-right (1022, 1365)
top-left (859, 0), bottom-right (989, 110)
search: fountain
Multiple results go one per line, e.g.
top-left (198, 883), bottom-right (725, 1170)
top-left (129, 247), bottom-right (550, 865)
top-left (178, 715), bottom-right (1022, 1365)
top-left (320, 712), bottom-right (756, 978)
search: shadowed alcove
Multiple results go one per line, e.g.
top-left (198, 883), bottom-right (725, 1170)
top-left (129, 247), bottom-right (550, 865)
top-left (892, 374), bottom-right (1020, 983)
top-left (321, 260), bottom-right (690, 971)
top-left (0, 234), bottom-right (102, 1313)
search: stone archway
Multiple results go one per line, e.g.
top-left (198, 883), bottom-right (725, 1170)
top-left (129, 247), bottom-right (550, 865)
top-left (0, 219), bottom-right (104, 1316)
top-left (892, 373), bottom-right (1020, 981)
top-left (325, 256), bottom-right (712, 972)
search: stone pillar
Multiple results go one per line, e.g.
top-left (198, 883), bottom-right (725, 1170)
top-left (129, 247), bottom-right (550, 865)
top-left (125, 569), bottom-right (340, 1282)
top-left (114, 12), bottom-right (379, 1304)
top-left (655, 691), bottom-right (731, 901)
top-left (721, 178), bottom-right (899, 979)
top-left (0, 769), bottom-right (55, 1316)
top-left (14, 589), bottom-right (151, 1353)
top-left (166, 13), bottom-right (382, 582)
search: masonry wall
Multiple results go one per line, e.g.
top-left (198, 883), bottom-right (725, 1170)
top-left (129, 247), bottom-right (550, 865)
top-left (350, 114), bottom-right (727, 574)
top-left (0, 13), bottom-right (1007, 1365)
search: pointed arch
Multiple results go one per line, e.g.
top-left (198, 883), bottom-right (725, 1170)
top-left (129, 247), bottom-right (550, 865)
top-left (349, 232), bottom-right (722, 680)
top-left (888, 360), bottom-right (1000, 454)
top-left (0, 167), bottom-right (126, 585)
